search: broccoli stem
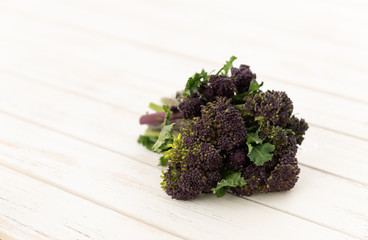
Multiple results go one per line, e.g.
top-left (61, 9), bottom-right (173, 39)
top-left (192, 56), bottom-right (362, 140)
top-left (139, 111), bottom-right (183, 125)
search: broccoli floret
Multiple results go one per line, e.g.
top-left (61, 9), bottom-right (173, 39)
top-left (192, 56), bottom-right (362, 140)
top-left (197, 75), bottom-right (235, 101)
top-left (203, 171), bottom-right (223, 193)
top-left (287, 116), bottom-right (309, 144)
top-left (198, 83), bottom-right (216, 102)
top-left (262, 161), bottom-right (300, 192)
top-left (195, 98), bottom-right (247, 151)
top-left (161, 168), bottom-right (200, 200)
top-left (230, 155), bottom-right (300, 196)
top-left (178, 93), bottom-right (205, 119)
top-left (225, 148), bottom-right (249, 171)
top-left (231, 64), bottom-right (256, 94)
top-left (177, 169), bottom-right (206, 195)
top-left (231, 163), bottom-right (267, 196)
top-left (184, 142), bottom-right (223, 171)
top-left (243, 90), bottom-right (293, 128)
top-left (208, 75), bottom-right (235, 98)
top-left (230, 131), bottom-right (300, 196)
top-left (161, 131), bottom-right (223, 200)
top-left (260, 124), bottom-right (297, 157)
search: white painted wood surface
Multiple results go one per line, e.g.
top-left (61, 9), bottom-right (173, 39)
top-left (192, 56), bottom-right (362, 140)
top-left (0, 0), bottom-right (367, 239)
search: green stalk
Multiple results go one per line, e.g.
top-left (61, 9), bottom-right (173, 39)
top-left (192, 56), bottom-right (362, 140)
top-left (149, 103), bottom-right (165, 112)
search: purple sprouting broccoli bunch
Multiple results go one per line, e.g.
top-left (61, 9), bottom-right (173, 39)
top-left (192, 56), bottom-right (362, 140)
top-left (138, 56), bottom-right (308, 200)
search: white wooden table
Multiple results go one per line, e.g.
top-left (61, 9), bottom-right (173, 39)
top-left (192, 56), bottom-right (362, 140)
top-left (0, 0), bottom-right (367, 239)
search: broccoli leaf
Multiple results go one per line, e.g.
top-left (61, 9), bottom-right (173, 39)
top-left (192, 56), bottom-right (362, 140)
top-left (158, 155), bottom-right (168, 167)
top-left (137, 135), bottom-right (158, 151)
top-left (217, 56), bottom-right (237, 76)
top-left (231, 80), bottom-right (263, 103)
top-left (246, 129), bottom-right (263, 153)
top-left (247, 131), bottom-right (262, 145)
top-left (149, 102), bottom-right (165, 112)
top-left (247, 142), bottom-right (275, 166)
top-left (152, 123), bottom-right (175, 153)
top-left (247, 80), bottom-right (264, 95)
top-left (212, 171), bottom-right (246, 197)
top-left (184, 69), bottom-right (209, 96)
top-left (152, 106), bottom-right (175, 153)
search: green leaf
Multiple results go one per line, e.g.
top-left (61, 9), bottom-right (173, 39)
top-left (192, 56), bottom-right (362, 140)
top-left (152, 123), bottom-right (175, 153)
top-left (247, 131), bottom-right (262, 145)
top-left (217, 56), bottom-right (237, 76)
top-left (137, 135), bottom-right (158, 151)
top-left (247, 142), bottom-right (275, 166)
top-left (246, 129), bottom-right (262, 154)
top-left (231, 80), bottom-right (263, 103)
top-left (152, 106), bottom-right (175, 153)
top-left (149, 102), bottom-right (165, 112)
top-left (212, 171), bottom-right (246, 198)
top-left (158, 155), bottom-right (168, 167)
top-left (184, 69), bottom-right (209, 96)
top-left (247, 80), bottom-right (263, 95)
top-left (246, 143), bottom-right (253, 154)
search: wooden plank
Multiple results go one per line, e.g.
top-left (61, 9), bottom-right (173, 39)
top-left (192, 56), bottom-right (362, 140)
top-left (0, 113), bottom-right (360, 240)
top-left (0, 53), bottom-right (367, 186)
top-left (298, 127), bottom-right (368, 186)
top-left (1, 0), bottom-right (367, 104)
top-left (0, 33), bottom-right (368, 141)
top-left (0, 73), bottom-right (367, 238)
top-left (0, 1), bottom-right (366, 238)
top-left (0, 166), bottom-right (183, 240)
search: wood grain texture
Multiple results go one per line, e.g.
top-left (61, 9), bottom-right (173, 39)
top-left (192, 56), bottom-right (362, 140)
top-left (0, 113), bottom-right (359, 240)
top-left (0, 0), bottom-right (367, 239)
top-left (0, 166), bottom-right (183, 240)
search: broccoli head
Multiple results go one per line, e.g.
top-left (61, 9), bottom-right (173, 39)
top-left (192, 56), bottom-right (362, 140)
top-left (260, 124), bottom-right (297, 157)
top-left (262, 160), bottom-right (300, 193)
top-left (231, 64), bottom-right (256, 94)
top-left (161, 131), bottom-right (224, 200)
top-left (208, 75), bottom-right (235, 98)
top-left (195, 97), bottom-right (247, 151)
top-left (161, 98), bottom-right (248, 200)
top-left (287, 116), bottom-right (309, 144)
top-left (242, 90), bottom-right (293, 128)
top-left (139, 56), bottom-right (309, 200)
top-left (225, 148), bottom-right (249, 171)
top-left (178, 93), bottom-right (205, 119)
